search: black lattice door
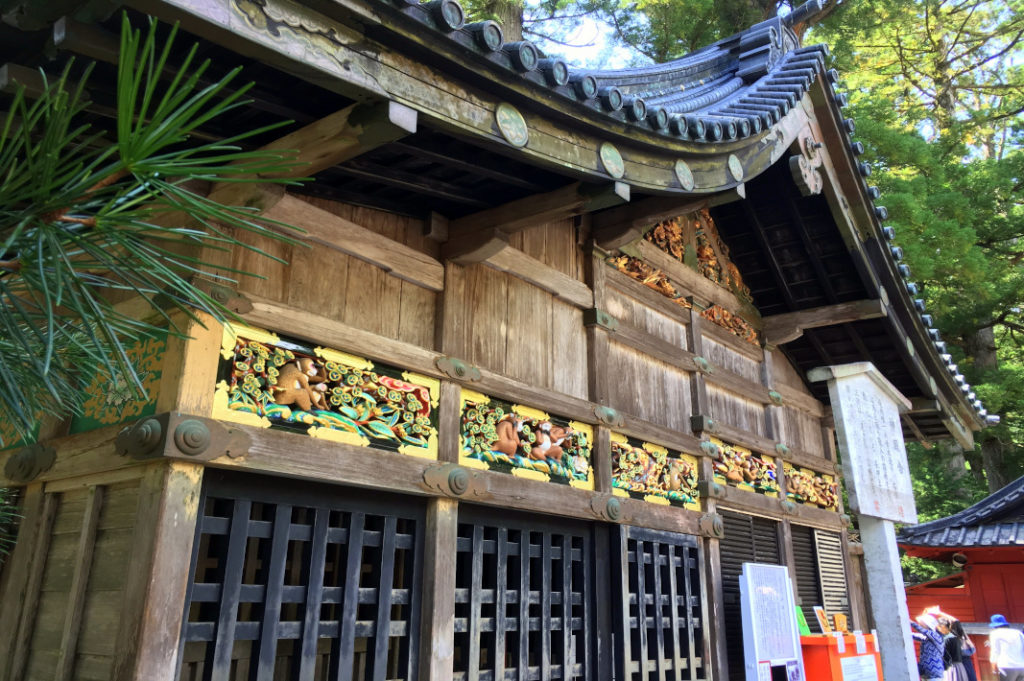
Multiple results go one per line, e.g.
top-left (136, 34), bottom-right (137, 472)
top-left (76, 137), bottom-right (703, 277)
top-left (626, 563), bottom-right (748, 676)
top-left (177, 471), bottom-right (423, 681)
top-left (453, 506), bottom-right (594, 681)
top-left (612, 526), bottom-right (708, 681)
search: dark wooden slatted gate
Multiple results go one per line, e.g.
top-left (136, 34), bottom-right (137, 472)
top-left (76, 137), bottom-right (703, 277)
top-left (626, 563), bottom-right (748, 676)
top-left (176, 471), bottom-right (424, 681)
top-left (718, 510), bottom-right (781, 681)
top-left (612, 526), bottom-right (708, 681)
top-left (453, 507), bottom-right (594, 681)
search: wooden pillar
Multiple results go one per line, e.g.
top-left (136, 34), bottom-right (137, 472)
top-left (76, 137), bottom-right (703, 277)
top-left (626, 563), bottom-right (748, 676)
top-left (156, 311), bottom-right (224, 417)
top-left (0, 483), bottom-right (57, 681)
top-left (585, 242), bottom-right (614, 493)
top-left (698, 455), bottom-right (728, 681)
top-left (112, 462), bottom-right (204, 681)
top-left (419, 497), bottom-right (459, 681)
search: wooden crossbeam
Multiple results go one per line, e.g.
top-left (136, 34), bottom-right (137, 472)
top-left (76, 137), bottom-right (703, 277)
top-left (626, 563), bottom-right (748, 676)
top-left (443, 182), bottom-right (629, 263)
top-left (761, 299), bottom-right (888, 346)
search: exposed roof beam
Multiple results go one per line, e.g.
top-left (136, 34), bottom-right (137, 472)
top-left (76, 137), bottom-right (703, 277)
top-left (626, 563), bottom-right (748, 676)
top-left (443, 182), bottom-right (629, 263)
top-left (762, 299), bottom-right (887, 346)
top-left (51, 17), bottom-right (318, 125)
top-left (260, 100), bottom-right (417, 179)
top-left (390, 140), bottom-right (546, 192)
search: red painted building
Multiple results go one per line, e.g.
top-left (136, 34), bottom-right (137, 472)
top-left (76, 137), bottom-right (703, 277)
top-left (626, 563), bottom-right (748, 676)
top-left (899, 475), bottom-right (1024, 680)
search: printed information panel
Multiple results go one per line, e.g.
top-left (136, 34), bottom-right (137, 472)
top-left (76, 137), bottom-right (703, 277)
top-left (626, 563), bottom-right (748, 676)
top-left (741, 563), bottom-right (805, 681)
top-left (840, 654), bottom-right (880, 681)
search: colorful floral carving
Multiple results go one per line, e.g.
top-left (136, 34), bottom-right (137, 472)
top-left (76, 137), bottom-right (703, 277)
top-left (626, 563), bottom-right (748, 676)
top-left (608, 254), bottom-right (693, 309)
top-left (611, 436), bottom-right (700, 507)
top-left (784, 463), bottom-right (840, 511)
top-left (461, 394), bottom-right (592, 484)
top-left (217, 329), bottom-right (437, 455)
top-left (701, 305), bottom-right (759, 345)
top-left (71, 333), bottom-right (166, 433)
top-left (711, 437), bottom-right (778, 495)
top-left (609, 210), bottom-right (760, 344)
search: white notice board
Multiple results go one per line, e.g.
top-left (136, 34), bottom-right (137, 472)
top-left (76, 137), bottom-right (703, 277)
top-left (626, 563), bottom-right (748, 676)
top-left (740, 563), bottom-right (805, 681)
top-left (810, 363), bottom-right (917, 523)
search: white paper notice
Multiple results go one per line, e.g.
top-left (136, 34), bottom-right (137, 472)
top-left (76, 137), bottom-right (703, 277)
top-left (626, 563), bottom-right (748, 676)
top-left (840, 655), bottom-right (879, 681)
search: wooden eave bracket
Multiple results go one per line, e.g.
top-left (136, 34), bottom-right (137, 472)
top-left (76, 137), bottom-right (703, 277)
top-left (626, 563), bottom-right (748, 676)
top-left (761, 298), bottom-right (887, 347)
top-left (442, 181), bottom-right (629, 264)
top-left (115, 412), bottom-right (250, 462)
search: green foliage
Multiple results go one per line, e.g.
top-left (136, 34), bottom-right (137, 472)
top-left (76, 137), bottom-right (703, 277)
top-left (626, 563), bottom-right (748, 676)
top-left (816, 0), bottom-right (1024, 490)
top-left (0, 487), bottom-right (17, 562)
top-left (0, 15), bottom-right (305, 443)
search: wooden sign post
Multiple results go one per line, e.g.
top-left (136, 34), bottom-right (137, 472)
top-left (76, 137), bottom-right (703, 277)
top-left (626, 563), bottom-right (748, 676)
top-left (809, 362), bottom-right (918, 681)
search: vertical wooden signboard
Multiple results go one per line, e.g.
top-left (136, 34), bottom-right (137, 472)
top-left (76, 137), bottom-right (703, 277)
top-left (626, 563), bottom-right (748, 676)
top-left (809, 362), bottom-right (917, 681)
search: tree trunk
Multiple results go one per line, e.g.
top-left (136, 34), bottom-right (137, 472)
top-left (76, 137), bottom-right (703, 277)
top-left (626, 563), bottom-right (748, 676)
top-left (486, 0), bottom-right (523, 41)
top-left (965, 324), bottom-right (1007, 492)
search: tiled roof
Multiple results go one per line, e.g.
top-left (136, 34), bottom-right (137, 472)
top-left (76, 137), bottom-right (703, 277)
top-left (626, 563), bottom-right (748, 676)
top-left (392, 0), bottom-right (832, 142)
top-left (899, 474), bottom-right (1024, 547)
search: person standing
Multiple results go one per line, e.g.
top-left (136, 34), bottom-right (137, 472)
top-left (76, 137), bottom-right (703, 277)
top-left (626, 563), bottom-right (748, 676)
top-left (914, 614), bottom-right (947, 681)
top-left (988, 614), bottom-right (1024, 681)
top-left (950, 620), bottom-right (978, 681)
top-left (938, 617), bottom-right (969, 681)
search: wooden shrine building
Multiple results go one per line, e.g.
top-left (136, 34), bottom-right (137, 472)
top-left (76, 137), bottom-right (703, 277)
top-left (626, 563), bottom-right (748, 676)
top-left (0, 0), bottom-right (993, 680)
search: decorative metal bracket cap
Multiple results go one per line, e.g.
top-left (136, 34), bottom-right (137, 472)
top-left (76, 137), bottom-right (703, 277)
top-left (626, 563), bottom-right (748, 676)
top-left (699, 512), bottom-right (724, 538)
top-left (690, 415), bottom-right (717, 434)
top-left (699, 440), bottom-right (720, 458)
top-left (591, 494), bottom-right (623, 522)
top-left (423, 463), bottom-right (485, 497)
top-left (780, 499), bottom-right (800, 515)
top-left (594, 405), bottom-right (624, 428)
top-left (698, 480), bottom-right (726, 499)
top-left (436, 356), bottom-right (482, 382)
top-left (116, 413), bottom-right (249, 461)
top-left (190, 278), bottom-right (253, 314)
top-left (693, 356), bottom-right (714, 374)
top-left (4, 443), bottom-right (56, 484)
top-left (774, 443), bottom-right (791, 459)
top-left (768, 390), bottom-right (784, 406)
top-left (583, 308), bottom-right (619, 332)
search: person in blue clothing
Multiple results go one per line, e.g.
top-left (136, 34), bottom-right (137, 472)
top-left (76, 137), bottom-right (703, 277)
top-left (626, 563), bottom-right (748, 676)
top-left (913, 614), bottom-right (947, 681)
